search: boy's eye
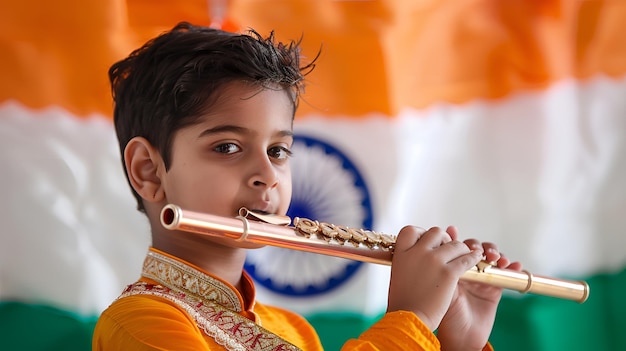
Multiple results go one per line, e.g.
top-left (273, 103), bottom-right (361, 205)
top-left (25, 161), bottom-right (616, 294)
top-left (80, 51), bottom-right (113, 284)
top-left (268, 146), bottom-right (293, 160)
top-left (214, 143), bottom-right (240, 154)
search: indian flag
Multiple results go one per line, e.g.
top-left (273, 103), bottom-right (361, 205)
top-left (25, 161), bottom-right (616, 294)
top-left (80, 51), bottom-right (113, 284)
top-left (1, 1), bottom-right (625, 351)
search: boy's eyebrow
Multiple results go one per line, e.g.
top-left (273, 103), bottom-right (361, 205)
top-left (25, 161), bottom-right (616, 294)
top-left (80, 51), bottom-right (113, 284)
top-left (197, 125), bottom-right (248, 138)
top-left (277, 129), bottom-right (294, 138)
top-left (197, 125), bottom-right (294, 139)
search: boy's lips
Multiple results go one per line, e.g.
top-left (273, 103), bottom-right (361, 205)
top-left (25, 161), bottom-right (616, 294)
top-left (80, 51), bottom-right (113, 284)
top-left (242, 201), bottom-right (273, 215)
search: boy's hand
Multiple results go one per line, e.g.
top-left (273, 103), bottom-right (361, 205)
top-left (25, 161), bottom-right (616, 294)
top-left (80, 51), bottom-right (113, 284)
top-left (386, 225), bottom-right (484, 331)
top-left (436, 228), bottom-right (523, 351)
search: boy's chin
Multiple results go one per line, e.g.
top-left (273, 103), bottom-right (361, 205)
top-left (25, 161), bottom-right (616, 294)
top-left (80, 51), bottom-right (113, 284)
top-left (216, 238), bottom-right (266, 250)
top-left (197, 235), bottom-right (266, 250)
top-left (235, 242), bottom-right (266, 250)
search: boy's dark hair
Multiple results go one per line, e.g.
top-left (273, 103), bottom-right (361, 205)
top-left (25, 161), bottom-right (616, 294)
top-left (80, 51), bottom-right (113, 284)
top-left (109, 22), bottom-right (315, 212)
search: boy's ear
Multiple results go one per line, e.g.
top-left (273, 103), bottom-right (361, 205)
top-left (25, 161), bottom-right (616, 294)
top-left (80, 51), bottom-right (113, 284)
top-left (124, 137), bottom-right (166, 203)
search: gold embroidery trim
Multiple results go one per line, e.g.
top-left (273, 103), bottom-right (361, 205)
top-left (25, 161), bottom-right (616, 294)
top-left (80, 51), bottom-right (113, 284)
top-left (119, 282), bottom-right (302, 351)
top-left (142, 250), bottom-right (242, 311)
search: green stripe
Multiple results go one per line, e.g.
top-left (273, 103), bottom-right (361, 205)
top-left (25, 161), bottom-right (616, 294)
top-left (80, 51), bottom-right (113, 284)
top-left (490, 267), bottom-right (626, 351)
top-left (1, 267), bottom-right (624, 350)
top-left (308, 312), bottom-right (384, 350)
top-left (0, 302), bottom-right (96, 351)
top-left (307, 266), bottom-right (626, 351)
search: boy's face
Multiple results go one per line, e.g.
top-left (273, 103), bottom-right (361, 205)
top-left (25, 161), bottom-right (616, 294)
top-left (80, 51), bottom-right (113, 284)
top-left (159, 82), bottom-right (294, 220)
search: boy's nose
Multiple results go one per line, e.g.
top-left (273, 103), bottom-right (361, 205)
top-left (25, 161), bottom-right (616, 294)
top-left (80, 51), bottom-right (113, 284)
top-left (248, 157), bottom-right (279, 189)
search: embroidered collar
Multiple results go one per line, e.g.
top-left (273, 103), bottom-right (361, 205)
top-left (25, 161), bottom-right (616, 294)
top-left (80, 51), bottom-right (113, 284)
top-left (123, 249), bottom-right (302, 351)
top-left (142, 249), bottom-right (243, 312)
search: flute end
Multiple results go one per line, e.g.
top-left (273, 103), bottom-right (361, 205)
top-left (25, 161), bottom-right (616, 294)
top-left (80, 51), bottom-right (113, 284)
top-left (161, 204), bottom-right (182, 229)
top-left (577, 281), bottom-right (590, 303)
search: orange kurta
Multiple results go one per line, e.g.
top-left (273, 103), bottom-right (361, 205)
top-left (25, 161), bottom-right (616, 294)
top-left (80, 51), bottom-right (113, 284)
top-left (92, 248), bottom-right (492, 350)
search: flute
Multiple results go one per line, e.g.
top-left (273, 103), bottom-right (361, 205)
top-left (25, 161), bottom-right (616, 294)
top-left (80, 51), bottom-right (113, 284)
top-left (160, 204), bottom-right (589, 303)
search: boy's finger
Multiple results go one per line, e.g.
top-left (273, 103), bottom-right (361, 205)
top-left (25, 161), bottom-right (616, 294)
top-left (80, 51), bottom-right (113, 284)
top-left (445, 226), bottom-right (459, 241)
top-left (394, 225), bottom-right (427, 252)
top-left (463, 238), bottom-right (483, 252)
top-left (433, 240), bottom-right (473, 263)
top-left (416, 227), bottom-right (453, 249)
top-left (447, 248), bottom-right (484, 274)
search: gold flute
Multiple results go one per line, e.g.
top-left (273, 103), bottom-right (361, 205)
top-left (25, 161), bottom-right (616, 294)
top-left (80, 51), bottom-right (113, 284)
top-left (160, 204), bottom-right (589, 303)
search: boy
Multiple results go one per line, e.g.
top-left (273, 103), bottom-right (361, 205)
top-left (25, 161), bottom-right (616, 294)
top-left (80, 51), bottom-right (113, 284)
top-left (93, 22), bottom-right (520, 350)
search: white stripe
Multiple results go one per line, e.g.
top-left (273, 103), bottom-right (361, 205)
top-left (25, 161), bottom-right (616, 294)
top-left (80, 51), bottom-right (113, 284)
top-left (295, 75), bottom-right (626, 278)
top-left (0, 101), bottom-right (149, 315)
top-left (1, 75), bottom-right (624, 316)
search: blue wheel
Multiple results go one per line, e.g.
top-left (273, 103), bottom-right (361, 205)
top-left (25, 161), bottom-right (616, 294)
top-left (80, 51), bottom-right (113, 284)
top-left (244, 135), bottom-right (373, 297)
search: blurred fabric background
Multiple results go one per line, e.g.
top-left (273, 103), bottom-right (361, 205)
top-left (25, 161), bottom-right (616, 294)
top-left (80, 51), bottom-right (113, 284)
top-left (1, 1), bottom-right (625, 350)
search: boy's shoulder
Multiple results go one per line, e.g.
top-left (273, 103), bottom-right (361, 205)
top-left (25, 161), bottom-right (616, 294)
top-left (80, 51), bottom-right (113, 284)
top-left (98, 288), bottom-right (195, 325)
top-left (93, 291), bottom-right (207, 349)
